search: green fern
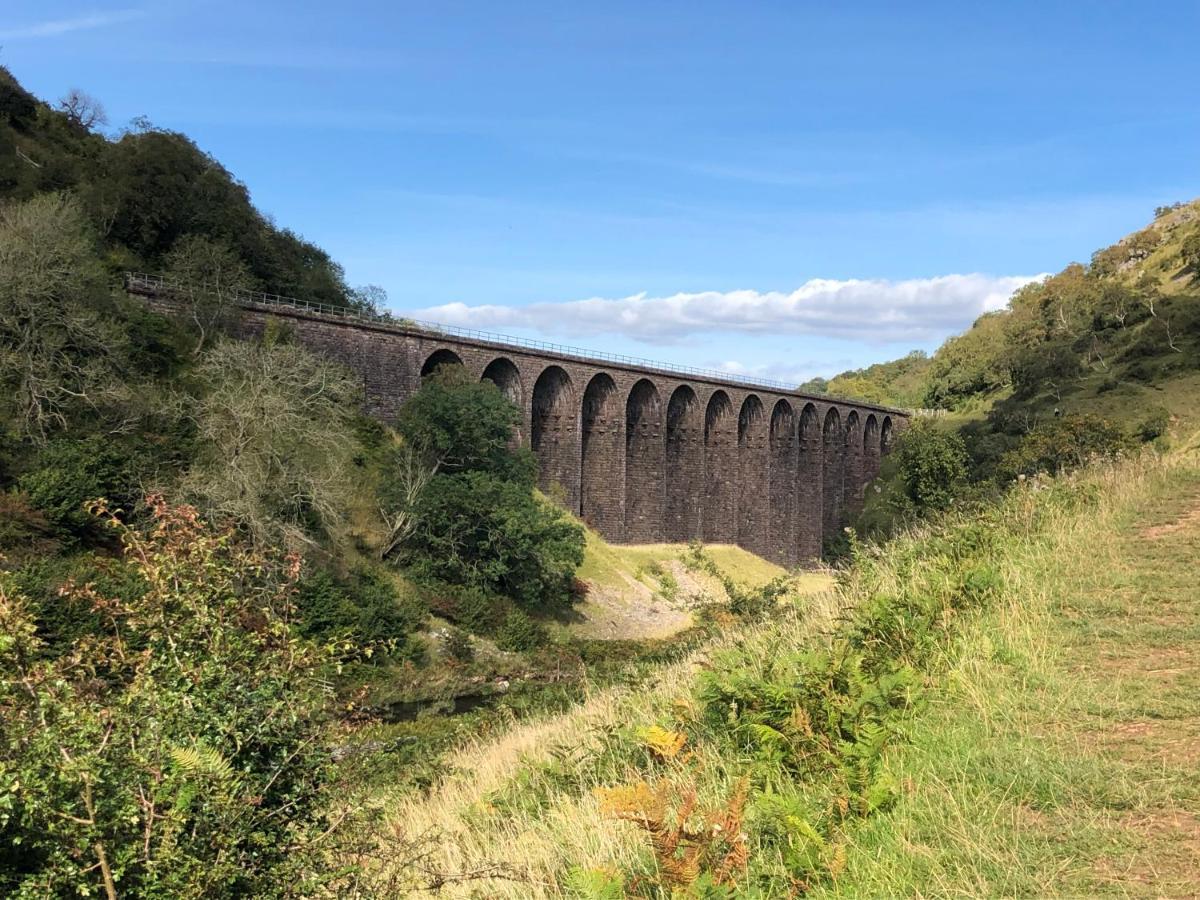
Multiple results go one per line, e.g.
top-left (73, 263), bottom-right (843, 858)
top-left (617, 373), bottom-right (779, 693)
top-left (169, 742), bottom-right (237, 784)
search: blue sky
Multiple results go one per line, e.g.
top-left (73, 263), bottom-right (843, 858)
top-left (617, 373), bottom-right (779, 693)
top-left (4, 1), bottom-right (1199, 382)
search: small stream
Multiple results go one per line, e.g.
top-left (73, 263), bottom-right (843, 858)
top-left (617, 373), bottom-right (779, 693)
top-left (380, 690), bottom-right (500, 722)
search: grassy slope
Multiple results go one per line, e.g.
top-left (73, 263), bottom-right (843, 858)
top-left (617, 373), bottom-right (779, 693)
top-left (819, 444), bottom-right (1200, 897)
top-left (366, 571), bottom-right (839, 893)
top-left (358, 442), bottom-right (1200, 896)
top-left (572, 529), bottom-right (810, 639)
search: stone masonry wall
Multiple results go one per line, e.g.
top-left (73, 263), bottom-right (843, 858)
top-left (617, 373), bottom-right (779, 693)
top-left (138, 290), bottom-right (906, 566)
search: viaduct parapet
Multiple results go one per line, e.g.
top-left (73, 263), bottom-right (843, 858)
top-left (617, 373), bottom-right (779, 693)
top-left (129, 275), bottom-right (908, 567)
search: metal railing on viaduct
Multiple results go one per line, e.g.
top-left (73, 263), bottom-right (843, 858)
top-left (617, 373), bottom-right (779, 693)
top-left (127, 273), bottom-right (908, 567)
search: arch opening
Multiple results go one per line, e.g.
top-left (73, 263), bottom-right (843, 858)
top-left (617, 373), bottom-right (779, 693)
top-left (822, 407), bottom-right (844, 541)
top-left (531, 365), bottom-right (579, 512)
top-left (737, 395), bottom-right (769, 557)
top-left (481, 357), bottom-right (524, 444)
top-left (844, 411), bottom-right (864, 517)
top-left (863, 414), bottom-right (881, 493)
top-left (703, 390), bottom-right (737, 543)
top-left (580, 373), bottom-right (622, 538)
top-left (420, 348), bottom-right (463, 377)
top-left (624, 379), bottom-right (664, 542)
top-left (665, 385), bottom-right (703, 542)
top-left (796, 403), bottom-right (823, 562)
top-left (768, 400), bottom-right (797, 565)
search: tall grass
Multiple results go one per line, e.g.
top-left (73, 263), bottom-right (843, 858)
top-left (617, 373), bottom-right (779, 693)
top-left (349, 448), bottom-right (1197, 897)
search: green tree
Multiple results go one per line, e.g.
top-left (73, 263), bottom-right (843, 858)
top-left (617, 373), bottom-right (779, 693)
top-left (387, 368), bottom-right (584, 613)
top-left (892, 419), bottom-right (969, 512)
top-left (923, 312), bottom-right (1010, 409)
top-left (405, 470), bottom-right (584, 610)
top-left (396, 366), bottom-right (531, 479)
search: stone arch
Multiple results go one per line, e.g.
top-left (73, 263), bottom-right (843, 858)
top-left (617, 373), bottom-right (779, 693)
top-left (822, 407), bottom-right (844, 541)
top-left (531, 365), bottom-right (580, 512)
top-left (737, 394), bottom-right (769, 557)
top-left (703, 390), bottom-right (737, 543)
top-left (625, 379), bottom-right (664, 542)
top-left (665, 385), bottom-right (703, 542)
top-left (481, 357), bottom-right (524, 444)
top-left (863, 414), bottom-right (881, 493)
top-left (844, 411), bottom-right (864, 517)
top-left (420, 348), bottom-right (463, 376)
top-left (881, 416), bottom-right (895, 455)
top-left (580, 373), bottom-right (622, 539)
top-left (796, 403), bottom-right (823, 562)
top-left (768, 399), bottom-right (797, 566)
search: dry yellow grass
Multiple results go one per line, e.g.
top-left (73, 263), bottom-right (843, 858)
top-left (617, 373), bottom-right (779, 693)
top-left (371, 573), bottom-right (839, 896)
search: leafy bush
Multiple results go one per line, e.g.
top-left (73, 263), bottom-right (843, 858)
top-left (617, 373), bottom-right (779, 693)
top-left (17, 435), bottom-right (142, 540)
top-left (1135, 408), bottom-right (1171, 443)
top-left (443, 627), bottom-right (475, 662)
top-left (405, 471), bottom-right (584, 611)
top-left (425, 582), bottom-right (508, 634)
top-left (891, 419), bottom-right (969, 512)
top-left (391, 369), bottom-right (585, 619)
top-left (999, 415), bottom-right (1133, 479)
top-left (496, 608), bottom-right (548, 653)
top-left (294, 566), bottom-right (426, 661)
top-left (0, 491), bottom-right (57, 563)
top-left (1182, 230), bottom-right (1200, 276)
top-left (0, 496), bottom-right (340, 897)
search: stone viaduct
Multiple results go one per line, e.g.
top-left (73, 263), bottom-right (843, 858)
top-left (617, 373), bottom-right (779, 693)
top-left (129, 276), bottom-right (907, 567)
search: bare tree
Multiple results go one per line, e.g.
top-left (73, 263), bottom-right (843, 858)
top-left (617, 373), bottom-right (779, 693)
top-left (57, 89), bottom-right (108, 130)
top-left (0, 193), bottom-right (128, 441)
top-left (1165, 317), bottom-right (1183, 353)
top-left (179, 339), bottom-right (360, 550)
top-left (378, 437), bottom-right (441, 560)
top-left (163, 235), bottom-right (255, 353)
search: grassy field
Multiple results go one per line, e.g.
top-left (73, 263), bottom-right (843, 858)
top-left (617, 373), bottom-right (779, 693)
top-left (349, 440), bottom-right (1200, 897)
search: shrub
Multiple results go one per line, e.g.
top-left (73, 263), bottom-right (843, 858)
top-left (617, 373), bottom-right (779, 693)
top-left (0, 491), bottom-right (57, 563)
top-left (496, 608), bottom-right (548, 653)
top-left (1180, 230), bottom-right (1200, 275)
top-left (999, 415), bottom-right (1133, 479)
top-left (17, 435), bottom-right (143, 540)
top-left (443, 627), bottom-right (475, 662)
top-left (426, 582), bottom-right (508, 634)
top-left (1135, 408), bottom-right (1171, 443)
top-left (0, 495), bottom-right (340, 897)
top-left (294, 566), bottom-right (426, 661)
top-left (891, 419), bottom-right (969, 512)
top-left (405, 471), bottom-right (585, 611)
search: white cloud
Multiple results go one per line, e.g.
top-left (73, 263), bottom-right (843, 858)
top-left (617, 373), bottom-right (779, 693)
top-left (711, 358), bottom-right (854, 386)
top-left (0, 10), bottom-right (143, 41)
top-left (413, 273), bottom-right (1046, 346)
